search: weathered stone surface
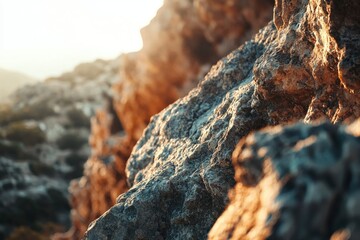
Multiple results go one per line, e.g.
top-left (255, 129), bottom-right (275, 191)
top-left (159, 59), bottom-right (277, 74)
top-left (85, 0), bottom-right (360, 239)
top-left (209, 121), bottom-right (360, 240)
top-left (63, 0), bottom-right (274, 238)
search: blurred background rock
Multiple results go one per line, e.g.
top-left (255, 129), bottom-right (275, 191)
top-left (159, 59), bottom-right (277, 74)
top-left (0, 57), bottom-right (120, 239)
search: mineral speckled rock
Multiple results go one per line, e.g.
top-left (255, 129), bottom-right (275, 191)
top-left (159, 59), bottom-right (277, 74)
top-left (85, 0), bottom-right (360, 239)
top-left (209, 121), bottom-right (360, 240)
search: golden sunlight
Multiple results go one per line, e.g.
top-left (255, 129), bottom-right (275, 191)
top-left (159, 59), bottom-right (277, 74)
top-left (0, 0), bottom-right (163, 79)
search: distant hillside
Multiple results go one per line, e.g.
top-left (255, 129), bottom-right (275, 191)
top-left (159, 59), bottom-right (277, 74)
top-left (0, 68), bottom-right (38, 100)
top-left (0, 56), bottom-right (121, 239)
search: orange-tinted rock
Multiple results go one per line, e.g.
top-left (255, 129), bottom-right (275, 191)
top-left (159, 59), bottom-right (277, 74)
top-left (114, 0), bottom-right (274, 141)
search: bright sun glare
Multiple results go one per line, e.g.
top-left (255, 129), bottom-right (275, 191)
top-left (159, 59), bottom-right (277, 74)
top-left (0, 0), bottom-right (163, 79)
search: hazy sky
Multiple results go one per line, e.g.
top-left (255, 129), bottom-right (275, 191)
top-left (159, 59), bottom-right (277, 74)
top-left (0, 0), bottom-right (163, 79)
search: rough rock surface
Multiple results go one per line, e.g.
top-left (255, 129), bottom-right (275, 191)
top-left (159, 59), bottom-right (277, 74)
top-left (0, 57), bottom-right (119, 239)
top-left (209, 121), bottom-right (360, 240)
top-left (63, 0), bottom-right (274, 238)
top-left (85, 0), bottom-right (360, 239)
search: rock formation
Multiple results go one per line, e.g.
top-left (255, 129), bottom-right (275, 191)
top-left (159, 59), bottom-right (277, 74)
top-left (209, 121), bottom-right (360, 239)
top-left (84, 0), bottom-right (360, 239)
top-left (62, 0), bottom-right (274, 238)
top-left (0, 57), bottom-right (119, 239)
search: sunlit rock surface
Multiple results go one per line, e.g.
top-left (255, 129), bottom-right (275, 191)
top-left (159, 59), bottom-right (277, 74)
top-left (62, 0), bottom-right (274, 238)
top-left (209, 121), bottom-right (360, 239)
top-left (0, 58), bottom-right (119, 239)
top-left (85, 0), bottom-right (360, 239)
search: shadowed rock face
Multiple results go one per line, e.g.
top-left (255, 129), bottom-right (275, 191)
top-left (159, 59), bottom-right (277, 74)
top-left (209, 121), bottom-right (360, 240)
top-left (62, 0), bottom-right (274, 239)
top-left (84, 0), bottom-right (360, 239)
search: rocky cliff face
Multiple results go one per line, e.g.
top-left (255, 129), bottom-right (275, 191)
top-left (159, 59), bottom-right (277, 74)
top-left (0, 58), bottom-right (119, 239)
top-left (62, 0), bottom-right (274, 239)
top-left (84, 0), bottom-right (360, 239)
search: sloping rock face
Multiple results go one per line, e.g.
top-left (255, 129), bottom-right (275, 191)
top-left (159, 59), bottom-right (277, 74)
top-left (85, 0), bottom-right (360, 239)
top-left (209, 121), bottom-right (360, 239)
top-left (0, 58), bottom-right (119, 239)
top-left (63, 0), bottom-right (274, 238)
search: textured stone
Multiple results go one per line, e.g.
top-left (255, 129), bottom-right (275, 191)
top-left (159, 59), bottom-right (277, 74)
top-left (63, 0), bottom-right (274, 238)
top-left (85, 0), bottom-right (360, 239)
top-left (209, 121), bottom-right (360, 240)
